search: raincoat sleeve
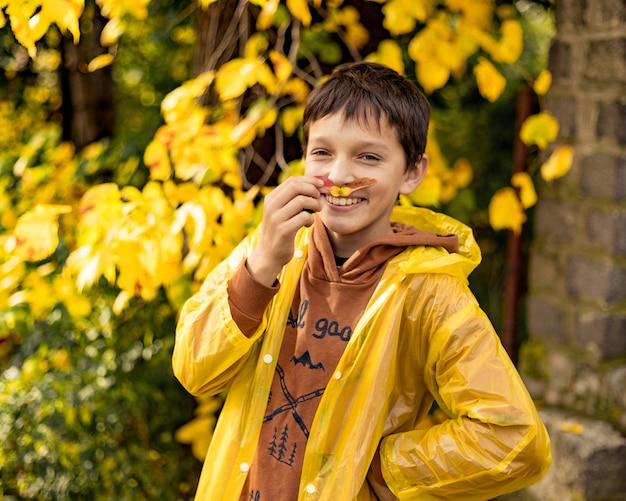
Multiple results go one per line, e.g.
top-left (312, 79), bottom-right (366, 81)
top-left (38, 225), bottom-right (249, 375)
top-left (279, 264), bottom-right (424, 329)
top-left (172, 231), bottom-right (270, 397)
top-left (380, 275), bottom-right (551, 501)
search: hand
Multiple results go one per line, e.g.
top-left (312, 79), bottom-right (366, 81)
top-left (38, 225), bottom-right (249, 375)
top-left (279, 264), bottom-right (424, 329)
top-left (246, 176), bottom-right (323, 287)
top-left (367, 447), bottom-right (399, 501)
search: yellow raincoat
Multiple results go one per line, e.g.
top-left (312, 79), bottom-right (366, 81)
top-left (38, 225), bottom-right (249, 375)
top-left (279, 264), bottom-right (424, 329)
top-left (173, 206), bottom-right (551, 500)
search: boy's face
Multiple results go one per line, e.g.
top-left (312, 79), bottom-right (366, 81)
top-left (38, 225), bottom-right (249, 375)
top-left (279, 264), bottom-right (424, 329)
top-left (304, 111), bottom-right (427, 257)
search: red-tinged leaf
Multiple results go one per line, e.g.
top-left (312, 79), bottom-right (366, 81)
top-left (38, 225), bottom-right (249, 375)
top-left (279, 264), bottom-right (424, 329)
top-left (314, 176), bottom-right (377, 196)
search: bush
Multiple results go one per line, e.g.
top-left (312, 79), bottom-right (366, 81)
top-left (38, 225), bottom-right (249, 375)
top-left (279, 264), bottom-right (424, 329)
top-left (0, 291), bottom-right (200, 500)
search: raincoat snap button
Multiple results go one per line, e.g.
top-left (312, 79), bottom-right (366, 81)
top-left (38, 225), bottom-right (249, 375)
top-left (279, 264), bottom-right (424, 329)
top-left (305, 484), bottom-right (315, 494)
top-left (239, 462), bottom-right (249, 472)
top-left (263, 354), bottom-right (273, 364)
top-left (334, 371), bottom-right (342, 379)
top-left (294, 249), bottom-right (304, 259)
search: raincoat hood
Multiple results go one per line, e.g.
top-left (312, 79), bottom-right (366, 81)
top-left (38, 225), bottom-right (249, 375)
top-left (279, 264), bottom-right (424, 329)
top-left (389, 205), bottom-right (481, 279)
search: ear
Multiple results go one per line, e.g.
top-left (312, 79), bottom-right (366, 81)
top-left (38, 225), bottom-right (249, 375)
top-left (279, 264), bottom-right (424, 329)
top-left (399, 154), bottom-right (429, 195)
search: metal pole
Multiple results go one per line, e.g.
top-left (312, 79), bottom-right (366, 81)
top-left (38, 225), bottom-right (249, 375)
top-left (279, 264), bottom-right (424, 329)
top-left (502, 84), bottom-right (536, 363)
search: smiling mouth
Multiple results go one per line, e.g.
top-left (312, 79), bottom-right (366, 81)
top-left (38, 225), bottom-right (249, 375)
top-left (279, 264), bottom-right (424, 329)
top-left (326, 195), bottom-right (363, 206)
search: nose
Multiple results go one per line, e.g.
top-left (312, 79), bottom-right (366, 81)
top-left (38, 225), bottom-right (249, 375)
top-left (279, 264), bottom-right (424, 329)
top-left (327, 155), bottom-right (354, 186)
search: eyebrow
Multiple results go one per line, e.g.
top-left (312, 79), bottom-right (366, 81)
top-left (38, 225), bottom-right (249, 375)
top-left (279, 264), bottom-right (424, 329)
top-left (308, 135), bottom-right (392, 153)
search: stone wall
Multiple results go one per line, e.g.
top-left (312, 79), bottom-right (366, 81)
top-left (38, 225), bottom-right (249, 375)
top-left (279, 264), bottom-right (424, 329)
top-left (506, 0), bottom-right (626, 500)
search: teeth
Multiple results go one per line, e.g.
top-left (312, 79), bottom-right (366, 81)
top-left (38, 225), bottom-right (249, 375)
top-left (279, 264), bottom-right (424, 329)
top-left (328, 196), bottom-right (360, 206)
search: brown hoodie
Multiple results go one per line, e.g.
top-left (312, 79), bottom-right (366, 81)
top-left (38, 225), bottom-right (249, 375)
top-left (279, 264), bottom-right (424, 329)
top-left (227, 220), bottom-right (458, 501)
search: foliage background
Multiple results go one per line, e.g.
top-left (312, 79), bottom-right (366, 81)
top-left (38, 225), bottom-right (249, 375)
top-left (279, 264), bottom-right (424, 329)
top-left (0, 0), bottom-right (556, 498)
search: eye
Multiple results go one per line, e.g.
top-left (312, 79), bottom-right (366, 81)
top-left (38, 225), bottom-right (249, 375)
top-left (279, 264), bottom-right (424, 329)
top-left (360, 153), bottom-right (381, 162)
top-left (311, 149), bottom-right (331, 157)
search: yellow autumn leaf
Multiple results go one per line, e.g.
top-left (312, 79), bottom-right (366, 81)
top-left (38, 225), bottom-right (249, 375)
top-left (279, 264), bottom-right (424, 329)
top-left (511, 172), bottom-right (537, 209)
top-left (55, 272), bottom-right (92, 317)
top-left (256, 0), bottom-right (280, 30)
top-left (43, 0), bottom-right (83, 43)
top-left (474, 57), bottom-right (506, 102)
top-left (493, 19), bottom-right (523, 64)
top-left (286, 0), bottom-right (311, 27)
top-left (215, 58), bottom-right (261, 101)
top-left (9, 10), bottom-right (44, 58)
top-left (144, 139), bottom-right (172, 181)
top-left (416, 59), bottom-right (450, 94)
top-left (405, 172), bottom-right (442, 207)
top-left (199, 0), bottom-right (219, 7)
top-left (382, 0), bottom-right (416, 35)
top-left (87, 53), bottom-right (114, 72)
top-left (449, 0), bottom-right (493, 30)
top-left (269, 50), bottom-right (292, 83)
top-left (231, 99), bottom-right (276, 146)
top-left (341, 11), bottom-right (369, 49)
top-left (100, 17), bottom-right (123, 46)
top-left (280, 105), bottom-right (305, 136)
top-left (97, 0), bottom-right (150, 20)
top-left (13, 205), bottom-right (72, 261)
top-left (382, 0), bottom-right (434, 36)
top-left (76, 183), bottom-right (124, 245)
top-left (541, 145), bottom-right (574, 182)
top-left (161, 72), bottom-right (213, 123)
top-left (245, 32), bottom-right (269, 59)
top-left (175, 410), bottom-right (217, 460)
top-left (559, 420), bottom-right (584, 435)
top-left (489, 187), bottom-right (526, 235)
top-left (519, 111), bottom-right (559, 149)
top-left (451, 158), bottom-right (473, 188)
top-left (533, 69), bottom-right (552, 96)
top-left (280, 77), bottom-right (310, 103)
top-left (365, 40), bottom-right (405, 75)
top-left (49, 348), bottom-right (71, 371)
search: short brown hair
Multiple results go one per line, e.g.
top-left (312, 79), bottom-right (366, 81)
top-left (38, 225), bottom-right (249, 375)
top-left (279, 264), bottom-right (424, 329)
top-left (302, 62), bottom-right (430, 169)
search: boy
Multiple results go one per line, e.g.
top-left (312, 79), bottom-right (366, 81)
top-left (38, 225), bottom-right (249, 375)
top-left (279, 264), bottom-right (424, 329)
top-left (173, 62), bottom-right (551, 500)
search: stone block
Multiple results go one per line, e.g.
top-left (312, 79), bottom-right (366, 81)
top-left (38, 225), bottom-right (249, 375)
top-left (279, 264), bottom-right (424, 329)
top-left (528, 252), bottom-right (560, 292)
top-left (581, 153), bottom-right (626, 201)
top-left (606, 366), bottom-right (626, 429)
top-left (597, 100), bottom-right (626, 146)
top-left (543, 351), bottom-right (578, 408)
top-left (588, 0), bottom-right (626, 25)
top-left (548, 41), bottom-right (572, 81)
top-left (554, 0), bottom-right (586, 29)
top-left (496, 408), bottom-right (626, 501)
top-left (526, 296), bottom-right (568, 344)
top-left (586, 207), bottom-right (626, 256)
top-left (534, 198), bottom-right (578, 245)
top-left (574, 310), bottom-right (626, 359)
top-left (586, 39), bottom-right (626, 84)
top-left (566, 256), bottom-right (626, 305)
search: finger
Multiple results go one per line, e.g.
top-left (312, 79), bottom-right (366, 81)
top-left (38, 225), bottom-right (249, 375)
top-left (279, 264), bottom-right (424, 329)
top-left (267, 176), bottom-right (322, 208)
